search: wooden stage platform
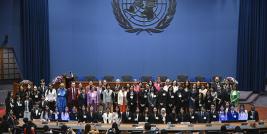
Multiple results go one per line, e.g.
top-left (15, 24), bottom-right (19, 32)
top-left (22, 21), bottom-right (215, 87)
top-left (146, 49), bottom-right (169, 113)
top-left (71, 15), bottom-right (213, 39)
top-left (17, 119), bottom-right (267, 133)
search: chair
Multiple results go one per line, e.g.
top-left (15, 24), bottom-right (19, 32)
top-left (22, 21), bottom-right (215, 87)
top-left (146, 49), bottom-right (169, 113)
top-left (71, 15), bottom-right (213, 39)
top-left (121, 75), bottom-right (133, 82)
top-left (103, 75), bottom-right (115, 82)
top-left (140, 75), bottom-right (152, 82)
top-left (157, 75), bottom-right (168, 82)
top-left (85, 75), bottom-right (98, 81)
top-left (195, 75), bottom-right (205, 82)
top-left (177, 75), bottom-right (188, 82)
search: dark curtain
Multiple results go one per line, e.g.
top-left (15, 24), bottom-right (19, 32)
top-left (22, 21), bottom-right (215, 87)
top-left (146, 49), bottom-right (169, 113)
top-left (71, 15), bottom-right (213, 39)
top-left (21, 0), bottom-right (50, 84)
top-left (236, 0), bottom-right (267, 92)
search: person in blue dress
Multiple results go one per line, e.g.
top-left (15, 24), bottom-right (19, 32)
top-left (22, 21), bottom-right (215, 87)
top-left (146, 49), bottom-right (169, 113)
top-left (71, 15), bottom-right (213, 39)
top-left (227, 105), bottom-right (239, 121)
top-left (218, 105), bottom-right (227, 121)
top-left (57, 83), bottom-right (67, 113)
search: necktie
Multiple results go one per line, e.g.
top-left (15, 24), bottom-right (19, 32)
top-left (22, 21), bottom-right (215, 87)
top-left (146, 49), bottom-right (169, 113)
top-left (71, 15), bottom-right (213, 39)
top-left (72, 88), bottom-right (74, 100)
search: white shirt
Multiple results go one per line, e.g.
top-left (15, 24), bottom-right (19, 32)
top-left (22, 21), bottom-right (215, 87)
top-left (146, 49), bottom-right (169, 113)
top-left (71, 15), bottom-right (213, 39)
top-left (118, 90), bottom-right (127, 105)
top-left (102, 112), bottom-right (113, 124)
top-left (163, 85), bottom-right (170, 92)
top-left (173, 86), bottom-right (179, 93)
top-left (45, 89), bottom-right (57, 101)
top-left (61, 112), bottom-right (70, 121)
top-left (239, 110), bottom-right (248, 120)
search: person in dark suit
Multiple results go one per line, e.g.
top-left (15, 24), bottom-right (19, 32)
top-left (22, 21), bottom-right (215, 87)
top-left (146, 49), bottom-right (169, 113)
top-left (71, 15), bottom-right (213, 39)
top-left (141, 107), bottom-right (150, 122)
top-left (78, 105), bottom-right (88, 123)
top-left (149, 107), bottom-right (162, 124)
top-left (166, 108), bottom-right (178, 124)
top-left (38, 79), bottom-right (48, 97)
top-left (209, 104), bottom-right (219, 122)
top-left (177, 107), bottom-right (189, 123)
top-left (67, 82), bottom-right (78, 108)
top-left (77, 88), bottom-right (87, 110)
top-left (133, 107), bottom-right (143, 124)
top-left (197, 106), bottom-right (210, 123)
top-left (31, 86), bottom-right (41, 105)
top-left (148, 87), bottom-right (157, 109)
top-left (227, 105), bottom-right (239, 121)
top-left (96, 105), bottom-right (104, 123)
top-left (175, 86), bottom-right (184, 112)
top-left (126, 86), bottom-right (137, 113)
top-left (157, 88), bottom-right (168, 110)
top-left (166, 87), bottom-right (176, 114)
top-left (69, 106), bottom-right (78, 121)
top-left (188, 107), bottom-right (197, 123)
top-left (87, 105), bottom-right (97, 123)
top-left (248, 104), bottom-right (259, 121)
top-left (31, 106), bottom-right (42, 119)
top-left (14, 96), bottom-right (24, 118)
top-left (204, 90), bottom-right (213, 111)
top-left (121, 107), bottom-right (133, 123)
top-left (139, 84), bottom-right (149, 113)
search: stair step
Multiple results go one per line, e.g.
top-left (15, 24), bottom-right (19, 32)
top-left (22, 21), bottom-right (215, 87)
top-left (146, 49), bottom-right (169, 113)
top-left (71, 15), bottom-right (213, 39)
top-left (240, 93), bottom-right (259, 104)
top-left (239, 91), bottom-right (253, 101)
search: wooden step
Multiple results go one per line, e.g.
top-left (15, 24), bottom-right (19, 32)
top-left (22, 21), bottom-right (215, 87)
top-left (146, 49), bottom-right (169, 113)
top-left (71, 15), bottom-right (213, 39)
top-left (240, 93), bottom-right (259, 104)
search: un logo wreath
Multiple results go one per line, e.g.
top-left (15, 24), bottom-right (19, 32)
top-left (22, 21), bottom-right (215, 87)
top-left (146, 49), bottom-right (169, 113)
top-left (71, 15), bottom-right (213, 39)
top-left (112, 0), bottom-right (177, 35)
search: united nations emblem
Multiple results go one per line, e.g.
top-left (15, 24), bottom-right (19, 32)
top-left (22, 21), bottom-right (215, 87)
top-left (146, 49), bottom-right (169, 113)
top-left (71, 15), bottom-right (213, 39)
top-left (112, 0), bottom-right (176, 35)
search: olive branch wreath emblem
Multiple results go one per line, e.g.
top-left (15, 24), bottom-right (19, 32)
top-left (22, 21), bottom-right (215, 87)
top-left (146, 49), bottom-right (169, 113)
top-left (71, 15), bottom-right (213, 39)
top-left (112, 0), bottom-right (177, 35)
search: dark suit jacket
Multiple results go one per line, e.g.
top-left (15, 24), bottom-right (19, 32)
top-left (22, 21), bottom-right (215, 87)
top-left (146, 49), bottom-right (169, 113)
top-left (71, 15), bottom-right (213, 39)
top-left (77, 93), bottom-right (87, 108)
top-left (149, 113), bottom-right (162, 124)
top-left (209, 111), bottom-right (219, 122)
top-left (197, 112), bottom-right (210, 123)
top-left (132, 113), bottom-right (143, 123)
top-left (122, 112), bottom-right (134, 123)
top-left (87, 112), bottom-right (97, 123)
top-left (227, 111), bottom-right (239, 121)
top-left (78, 111), bottom-right (88, 122)
top-left (248, 110), bottom-right (259, 121)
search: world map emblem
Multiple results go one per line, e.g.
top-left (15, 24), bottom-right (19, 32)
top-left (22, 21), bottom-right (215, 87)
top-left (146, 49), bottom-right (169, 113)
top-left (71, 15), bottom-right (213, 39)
top-left (112, 0), bottom-right (177, 35)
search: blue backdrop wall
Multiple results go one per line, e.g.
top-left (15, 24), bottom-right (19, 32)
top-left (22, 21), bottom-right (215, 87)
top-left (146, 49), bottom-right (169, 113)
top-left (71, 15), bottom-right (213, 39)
top-left (0, 0), bottom-right (21, 67)
top-left (49, 0), bottom-right (240, 80)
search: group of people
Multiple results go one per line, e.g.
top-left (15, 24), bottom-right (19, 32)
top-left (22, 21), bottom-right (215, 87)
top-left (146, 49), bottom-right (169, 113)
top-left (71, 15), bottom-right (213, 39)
top-left (4, 76), bottom-right (259, 127)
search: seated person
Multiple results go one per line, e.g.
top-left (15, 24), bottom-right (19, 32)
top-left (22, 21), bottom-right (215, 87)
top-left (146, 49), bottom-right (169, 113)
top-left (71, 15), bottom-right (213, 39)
top-left (133, 107), bottom-right (143, 123)
top-left (69, 106), bottom-right (78, 121)
top-left (227, 105), bottom-right (239, 121)
top-left (141, 107), bottom-right (150, 122)
top-left (22, 118), bottom-right (37, 134)
top-left (78, 105), bottom-right (88, 123)
top-left (209, 104), bottom-right (219, 122)
top-left (218, 105), bottom-right (227, 121)
top-left (61, 107), bottom-right (70, 121)
top-left (102, 107), bottom-right (113, 124)
top-left (43, 125), bottom-right (53, 134)
top-left (177, 107), bottom-right (189, 123)
top-left (160, 108), bottom-right (168, 124)
top-left (188, 107), bottom-right (197, 123)
top-left (197, 106), bottom-right (209, 123)
top-left (51, 107), bottom-right (61, 121)
top-left (167, 108), bottom-right (178, 124)
top-left (149, 107), bottom-right (162, 124)
top-left (107, 122), bottom-right (120, 134)
top-left (41, 106), bottom-right (51, 121)
top-left (122, 107), bottom-right (133, 123)
top-left (248, 104), bottom-right (259, 121)
top-left (112, 105), bottom-right (122, 124)
top-left (143, 123), bottom-right (152, 134)
top-left (31, 105), bottom-right (42, 119)
top-left (87, 105), bottom-right (98, 123)
top-left (84, 124), bottom-right (99, 134)
top-left (238, 104), bottom-right (248, 121)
